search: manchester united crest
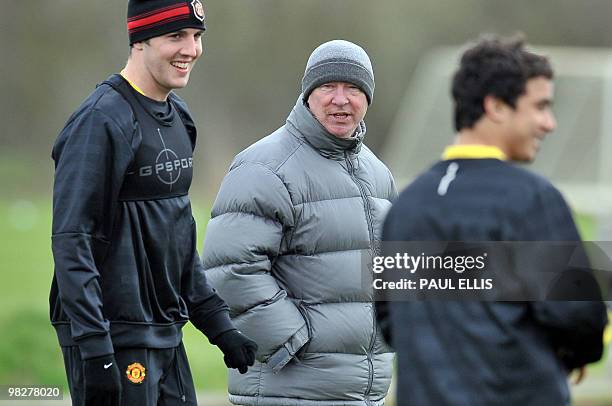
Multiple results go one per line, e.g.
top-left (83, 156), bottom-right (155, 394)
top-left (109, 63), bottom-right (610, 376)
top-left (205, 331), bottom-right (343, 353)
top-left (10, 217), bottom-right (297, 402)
top-left (126, 362), bottom-right (146, 384)
top-left (191, 0), bottom-right (205, 22)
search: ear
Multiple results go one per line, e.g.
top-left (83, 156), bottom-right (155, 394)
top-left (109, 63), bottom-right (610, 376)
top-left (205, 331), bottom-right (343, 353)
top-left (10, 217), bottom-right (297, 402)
top-left (483, 95), bottom-right (510, 124)
top-left (132, 42), bottom-right (145, 51)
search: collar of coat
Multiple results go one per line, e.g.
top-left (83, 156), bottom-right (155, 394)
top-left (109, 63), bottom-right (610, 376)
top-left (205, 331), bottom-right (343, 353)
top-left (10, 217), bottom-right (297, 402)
top-left (285, 95), bottom-right (365, 160)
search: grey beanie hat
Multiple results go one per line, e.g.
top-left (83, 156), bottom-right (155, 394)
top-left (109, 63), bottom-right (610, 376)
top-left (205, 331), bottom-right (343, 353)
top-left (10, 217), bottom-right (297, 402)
top-left (302, 40), bottom-right (375, 104)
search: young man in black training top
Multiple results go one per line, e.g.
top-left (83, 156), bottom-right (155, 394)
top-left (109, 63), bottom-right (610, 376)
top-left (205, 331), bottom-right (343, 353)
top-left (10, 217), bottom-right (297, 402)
top-left (377, 35), bottom-right (608, 405)
top-left (50, 1), bottom-right (256, 405)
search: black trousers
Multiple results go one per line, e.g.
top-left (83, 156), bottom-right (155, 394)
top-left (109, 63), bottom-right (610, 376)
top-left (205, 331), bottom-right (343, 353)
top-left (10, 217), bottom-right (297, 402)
top-left (61, 342), bottom-right (198, 406)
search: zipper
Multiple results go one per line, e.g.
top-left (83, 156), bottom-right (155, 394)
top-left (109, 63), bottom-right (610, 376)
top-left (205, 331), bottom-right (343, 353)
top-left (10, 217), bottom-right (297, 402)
top-left (345, 151), bottom-right (376, 404)
top-left (175, 347), bottom-right (187, 403)
top-left (364, 308), bottom-right (376, 404)
top-left (345, 151), bottom-right (375, 255)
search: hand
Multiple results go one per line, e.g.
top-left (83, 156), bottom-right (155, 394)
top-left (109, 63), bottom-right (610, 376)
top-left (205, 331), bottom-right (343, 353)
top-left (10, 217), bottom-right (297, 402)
top-left (83, 354), bottom-right (122, 406)
top-left (213, 330), bottom-right (258, 374)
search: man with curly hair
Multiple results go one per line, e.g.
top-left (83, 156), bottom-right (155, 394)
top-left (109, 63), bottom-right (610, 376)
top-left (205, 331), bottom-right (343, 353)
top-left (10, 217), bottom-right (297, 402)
top-left (377, 34), bottom-right (608, 405)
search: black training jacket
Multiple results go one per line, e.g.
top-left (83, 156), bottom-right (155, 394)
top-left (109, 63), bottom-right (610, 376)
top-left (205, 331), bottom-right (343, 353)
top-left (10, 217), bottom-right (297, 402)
top-left (379, 157), bottom-right (608, 406)
top-left (50, 74), bottom-right (233, 360)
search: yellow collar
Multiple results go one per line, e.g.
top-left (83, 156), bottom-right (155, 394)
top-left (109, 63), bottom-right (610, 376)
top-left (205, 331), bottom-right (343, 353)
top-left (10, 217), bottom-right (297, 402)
top-left (119, 71), bottom-right (146, 96)
top-left (442, 145), bottom-right (507, 161)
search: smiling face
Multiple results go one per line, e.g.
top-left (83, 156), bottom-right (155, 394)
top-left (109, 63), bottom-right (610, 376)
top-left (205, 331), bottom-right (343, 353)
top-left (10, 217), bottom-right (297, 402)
top-left (501, 76), bottom-right (557, 162)
top-left (307, 82), bottom-right (368, 138)
top-left (134, 28), bottom-right (203, 100)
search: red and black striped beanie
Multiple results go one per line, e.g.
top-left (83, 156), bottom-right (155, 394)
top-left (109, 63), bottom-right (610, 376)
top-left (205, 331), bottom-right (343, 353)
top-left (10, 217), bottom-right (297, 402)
top-left (127, 0), bottom-right (206, 45)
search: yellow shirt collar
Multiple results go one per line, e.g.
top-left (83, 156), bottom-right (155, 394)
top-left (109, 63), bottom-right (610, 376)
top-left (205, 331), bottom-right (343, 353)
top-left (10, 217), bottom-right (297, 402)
top-left (442, 145), bottom-right (507, 161)
top-left (120, 72), bottom-right (146, 96)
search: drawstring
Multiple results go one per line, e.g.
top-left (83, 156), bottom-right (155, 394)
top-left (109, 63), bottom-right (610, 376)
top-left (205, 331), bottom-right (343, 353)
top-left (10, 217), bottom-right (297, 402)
top-left (174, 347), bottom-right (186, 403)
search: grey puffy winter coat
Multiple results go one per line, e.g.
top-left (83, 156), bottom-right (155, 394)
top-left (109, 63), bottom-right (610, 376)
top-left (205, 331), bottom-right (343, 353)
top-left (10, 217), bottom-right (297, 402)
top-left (202, 97), bottom-right (396, 406)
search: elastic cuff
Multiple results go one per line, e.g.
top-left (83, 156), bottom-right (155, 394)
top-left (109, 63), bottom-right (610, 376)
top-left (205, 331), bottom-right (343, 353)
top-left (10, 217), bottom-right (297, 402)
top-left (191, 310), bottom-right (235, 342)
top-left (209, 328), bottom-right (238, 346)
top-left (76, 333), bottom-right (114, 360)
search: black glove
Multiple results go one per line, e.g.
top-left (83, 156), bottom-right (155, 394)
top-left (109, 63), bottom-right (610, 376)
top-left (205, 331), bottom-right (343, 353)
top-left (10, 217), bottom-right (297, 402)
top-left (83, 354), bottom-right (122, 406)
top-left (213, 330), bottom-right (258, 374)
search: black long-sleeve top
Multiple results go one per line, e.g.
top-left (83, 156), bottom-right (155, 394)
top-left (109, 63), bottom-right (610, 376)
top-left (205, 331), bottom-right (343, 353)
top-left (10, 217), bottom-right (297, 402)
top-left (50, 74), bottom-right (233, 360)
top-left (378, 147), bottom-right (608, 406)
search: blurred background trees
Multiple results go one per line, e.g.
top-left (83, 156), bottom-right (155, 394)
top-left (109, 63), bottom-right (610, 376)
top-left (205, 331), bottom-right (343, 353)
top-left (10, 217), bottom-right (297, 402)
top-left (4, 0), bottom-right (612, 200)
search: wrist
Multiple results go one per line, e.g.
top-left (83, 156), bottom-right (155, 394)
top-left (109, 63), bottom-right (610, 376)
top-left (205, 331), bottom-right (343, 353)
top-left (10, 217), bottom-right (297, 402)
top-left (211, 328), bottom-right (238, 346)
top-left (77, 334), bottom-right (114, 360)
top-left (192, 310), bottom-right (234, 341)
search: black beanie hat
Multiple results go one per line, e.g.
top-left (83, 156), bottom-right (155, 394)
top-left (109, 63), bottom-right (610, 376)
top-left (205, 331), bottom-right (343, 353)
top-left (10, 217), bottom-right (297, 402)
top-left (127, 0), bottom-right (206, 45)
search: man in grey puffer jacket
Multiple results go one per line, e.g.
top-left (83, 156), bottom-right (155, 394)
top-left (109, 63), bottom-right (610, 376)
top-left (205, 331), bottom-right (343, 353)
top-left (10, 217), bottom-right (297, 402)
top-left (202, 40), bottom-right (396, 406)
